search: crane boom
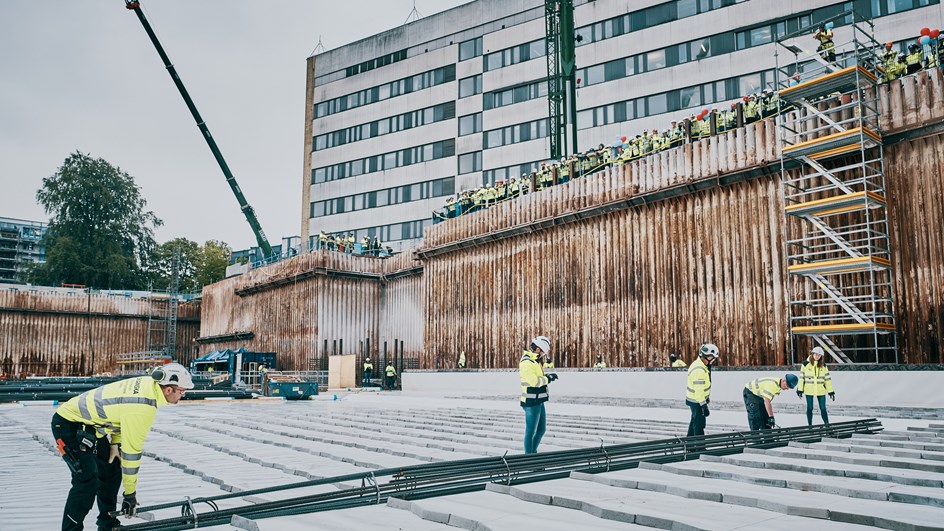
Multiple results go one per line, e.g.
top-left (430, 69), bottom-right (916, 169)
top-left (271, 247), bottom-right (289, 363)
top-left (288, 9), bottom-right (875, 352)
top-left (124, 1), bottom-right (273, 257)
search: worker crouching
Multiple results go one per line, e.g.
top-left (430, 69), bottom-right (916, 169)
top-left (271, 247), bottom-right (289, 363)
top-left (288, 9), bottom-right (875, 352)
top-left (520, 335), bottom-right (557, 454)
top-left (743, 373), bottom-right (798, 431)
top-left (51, 363), bottom-right (194, 531)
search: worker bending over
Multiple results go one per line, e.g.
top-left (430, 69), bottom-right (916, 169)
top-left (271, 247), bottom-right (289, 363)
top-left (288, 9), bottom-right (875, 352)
top-left (743, 374), bottom-right (798, 430)
top-left (669, 353), bottom-right (687, 368)
top-left (51, 363), bottom-right (194, 530)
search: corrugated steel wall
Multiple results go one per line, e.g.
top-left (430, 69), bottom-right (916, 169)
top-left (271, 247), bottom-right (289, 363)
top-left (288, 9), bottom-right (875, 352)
top-left (421, 68), bottom-right (944, 368)
top-left (0, 289), bottom-right (200, 376)
top-left (198, 251), bottom-right (424, 371)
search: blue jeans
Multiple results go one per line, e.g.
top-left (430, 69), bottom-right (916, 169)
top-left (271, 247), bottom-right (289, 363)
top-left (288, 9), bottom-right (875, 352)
top-left (522, 403), bottom-right (546, 454)
top-left (806, 394), bottom-right (829, 426)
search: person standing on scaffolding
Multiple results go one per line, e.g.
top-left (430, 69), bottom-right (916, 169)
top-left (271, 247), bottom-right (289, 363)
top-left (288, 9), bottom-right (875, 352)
top-left (814, 24), bottom-right (836, 63)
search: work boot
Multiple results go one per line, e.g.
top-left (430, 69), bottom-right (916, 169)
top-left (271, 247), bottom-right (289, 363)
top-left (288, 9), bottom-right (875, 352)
top-left (97, 516), bottom-right (121, 531)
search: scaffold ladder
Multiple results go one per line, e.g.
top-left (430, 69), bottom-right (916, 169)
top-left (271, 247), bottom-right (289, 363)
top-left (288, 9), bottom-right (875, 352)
top-left (776, 10), bottom-right (897, 364)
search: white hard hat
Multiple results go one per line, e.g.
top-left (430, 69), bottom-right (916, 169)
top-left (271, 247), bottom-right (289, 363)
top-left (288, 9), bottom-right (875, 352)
top-left (699, 343), bottom-right (720, 359)
top-left (151, 363), bottom-right (195, 389)
top-left (531, 336), bottom-right (551, 355)
top-left (811, 346), bottom-right (825, 356)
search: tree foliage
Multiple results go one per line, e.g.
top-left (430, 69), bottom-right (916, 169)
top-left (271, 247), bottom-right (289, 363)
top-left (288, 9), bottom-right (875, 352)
top-left (33, 152), bottom-right (161, 289)
top-left (149, 238), bottom-right (232, 293)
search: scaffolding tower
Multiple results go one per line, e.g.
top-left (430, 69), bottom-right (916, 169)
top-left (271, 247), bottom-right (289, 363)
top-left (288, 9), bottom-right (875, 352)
top-left (775, 11), bottom-right (897, 364)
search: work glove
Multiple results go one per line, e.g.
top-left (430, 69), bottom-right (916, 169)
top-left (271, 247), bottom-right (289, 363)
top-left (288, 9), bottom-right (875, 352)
top-left (701, 405), bottom-right (710, 417)
top-left (766, 416), bottom-right (776, 428)
top-left (797, 390), bottom-right (803, 398)
top-left (121, 492), bottom-right (138, 518)
top-left (108, 444), bottom-right (120, 464)
top-left (829, 392), bottom-right (835, 401)
top-left (546, 373), bottom-right (558, 382)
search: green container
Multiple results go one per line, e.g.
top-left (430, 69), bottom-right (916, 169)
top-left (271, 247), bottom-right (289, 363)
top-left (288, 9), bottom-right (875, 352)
top-left (268, 381), bottom-right (319, 400)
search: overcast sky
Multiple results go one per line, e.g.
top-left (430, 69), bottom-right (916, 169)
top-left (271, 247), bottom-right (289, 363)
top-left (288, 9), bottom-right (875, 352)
top-left (0, 0), bottom-right (469, 251)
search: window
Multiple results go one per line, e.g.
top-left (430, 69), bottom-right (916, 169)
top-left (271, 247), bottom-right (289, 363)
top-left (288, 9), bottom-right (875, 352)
top-left (677, 0), bottom-right (698, 17)
top-left (680, 86), bottom-right (701, 108)
top-left (738, 73), bottom-right (762, 97)
top-left (459, 75), bottom-right (482, 98)
top-left (458, 113), bottom-right (482, 136)
top-left (749, 26), bottom-right (772, 47)
top-left (458, 152), bottom-right (481, 174)
top-left (314, 64), bottom-right (455, 119)
top-left (459, 36), bottom-right (483, 61)
top-left (646, 49), bottom-right (666, 70)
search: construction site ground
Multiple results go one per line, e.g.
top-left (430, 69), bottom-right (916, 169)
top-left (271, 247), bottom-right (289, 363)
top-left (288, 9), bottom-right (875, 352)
top-left (2, 388), bottom-right (944, 531)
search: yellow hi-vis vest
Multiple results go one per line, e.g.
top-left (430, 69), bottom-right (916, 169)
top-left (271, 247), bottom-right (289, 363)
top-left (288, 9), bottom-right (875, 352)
top-left (363, 361), bottom-right (373, 371)
top-left (519, 350), bottom-right (549, 406)
top-left (799, 359), bottom-right (833, 396)
top-left (56, 377), bottom-right (168, 495)
top-left (672, 359), bottom-right (688, 368)
top-left (385, 365), bottom-right (397, 377)
top-left (685, 357), bottom-right (711, 406)
top-left (745, 377), bottom-right (783, 401)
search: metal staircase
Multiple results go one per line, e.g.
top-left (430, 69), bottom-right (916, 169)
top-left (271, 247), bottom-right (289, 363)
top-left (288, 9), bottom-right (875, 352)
top-left (776, 11), bottom-right (897, 364)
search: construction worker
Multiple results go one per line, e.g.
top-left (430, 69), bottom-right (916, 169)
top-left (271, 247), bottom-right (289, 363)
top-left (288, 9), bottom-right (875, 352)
top-left (744, 374), bottom-right (799, 431)
top-left (384, 361), bottom-right (397, 389)
top-left (906, 43), bottom-right (924, 75)
top-left (363, 357), bottom-right (373, 386)
top-left (457, 351), bottom-right (466, 369)
top-left (880, 42), bottom-right (899, 82)
top-left (542, 353), bottom-right (555, 370)
top-left (685, 343), bottom-right (719, 438)
top-left (520, 335), bottom-right (556, 454)
top-left (592, 354), bottom-right (606, 369)
top-left (669, 353), bottom-right (687, 368)
top-left (814, 24), bottom-right (835, 63)
top-left (51, 363), bottom-right (194, 530)
top-left (797, 346), bottom-right (835, 426)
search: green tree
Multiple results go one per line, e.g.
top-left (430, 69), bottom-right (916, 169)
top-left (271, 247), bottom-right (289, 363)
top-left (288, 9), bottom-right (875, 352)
top-left (149, 238), bottom-right (232, 292)
top-left (33, 152), bottom-right (161, 289)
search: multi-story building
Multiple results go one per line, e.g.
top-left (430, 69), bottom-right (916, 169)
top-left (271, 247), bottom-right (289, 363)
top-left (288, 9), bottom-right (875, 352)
top-left (303, 0), bottom-right (941, 251)
top-left (0, 217), bottom-right (47, 283)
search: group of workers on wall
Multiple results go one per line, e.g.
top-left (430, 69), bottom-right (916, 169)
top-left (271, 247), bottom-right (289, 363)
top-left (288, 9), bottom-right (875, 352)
top-left (314, 231), bottom-right (393, 257)
top-left (361, 357), bottom-right (399, 389)
top-left (518, 336), bottom-right (835, 455)
top-left (434, 25), bottom-right (944, 225)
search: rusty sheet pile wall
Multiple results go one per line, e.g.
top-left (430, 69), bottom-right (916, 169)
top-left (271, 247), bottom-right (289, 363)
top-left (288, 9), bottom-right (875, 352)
top-left (422, 68), bottom-right (944, 369)
top-left (199, 250), bottom-right (423, 371)
top-left (0, 287), bottom-right (199, 376)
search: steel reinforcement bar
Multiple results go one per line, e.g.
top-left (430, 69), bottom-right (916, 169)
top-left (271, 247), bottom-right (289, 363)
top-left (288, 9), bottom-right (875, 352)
top-left (118, 419), bottom-right (882, 530)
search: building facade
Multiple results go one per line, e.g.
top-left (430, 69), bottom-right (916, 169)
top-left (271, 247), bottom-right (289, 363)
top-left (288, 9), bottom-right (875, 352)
top-left (303, 0), bottom-right (942, 251)
top-left (0, 217), bottom-right (47, 284)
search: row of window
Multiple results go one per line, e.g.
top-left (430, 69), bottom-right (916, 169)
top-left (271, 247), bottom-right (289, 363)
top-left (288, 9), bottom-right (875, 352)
top-left (458, 113), bottom-right (482, 137)
top-left (309, 218), bottom-right (433, 248)
top-left (484, 118), bottom-right (549, 150)
top-left (482, 160), bottom-right (543, 187)
top-left (313, 101), bottom-right (456, 152)
top-left (310, 176), bottom-right (455, 218)
top-left (312, 139), bottom-right (456, 184)
top-left (576, 69), bottom-right (776, 131)
top-left (459, 36), bottom-right (483, 61)
top-left (314, 64), bottom-right (456, 119)
top-left (345, 49), bottom-right (408, 78)
top-left (483, 79), bottom-right (548, 110)
top-left (459, 74), bottom-right (483, 99)
top-left (484, 39), bottom-right (546, 71)
top-left (458, 152), bottom-right (482, 175)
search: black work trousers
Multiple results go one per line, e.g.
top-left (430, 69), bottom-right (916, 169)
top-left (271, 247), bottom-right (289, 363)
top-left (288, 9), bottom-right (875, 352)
top-left (686, 401), bottom-right (706, 437)
top-left (743, 388), bottom-right (770, 431)
top-left (51, 413), bottom-right (122, 531)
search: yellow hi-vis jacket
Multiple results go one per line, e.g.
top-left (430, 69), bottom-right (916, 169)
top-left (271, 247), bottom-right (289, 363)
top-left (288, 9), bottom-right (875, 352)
top-left (799, 358), bottom-right (833, 396)
top-left (672, 359), bottom-right (688, 368)
top-left (685, 357), bottom-right (711, 406)
top-left (56, 377), bottom-right (168, 495)
top-left (385, 365), bottom-right (397, 377)
top-left (745, 377), bottom-right (783, 401)
top-left (363, 361), bottom-right (373, 372)
top-left (542, 361), bottom-right (555, 369)
top-left (519, 350), bottom-right (549, 407)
